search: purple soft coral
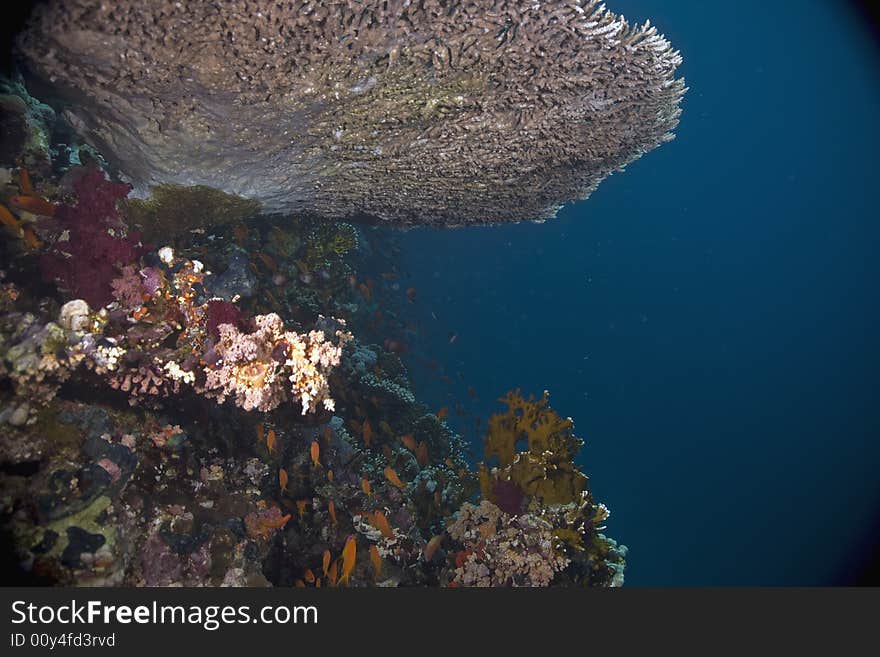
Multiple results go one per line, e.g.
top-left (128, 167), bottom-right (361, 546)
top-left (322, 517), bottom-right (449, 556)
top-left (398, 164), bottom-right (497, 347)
top-left (40, 169), bottom-right (145, 307)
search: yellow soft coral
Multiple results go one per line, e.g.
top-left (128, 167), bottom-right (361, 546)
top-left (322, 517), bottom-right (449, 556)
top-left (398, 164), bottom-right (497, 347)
top-left (480, 389), bottom-right (588, 507)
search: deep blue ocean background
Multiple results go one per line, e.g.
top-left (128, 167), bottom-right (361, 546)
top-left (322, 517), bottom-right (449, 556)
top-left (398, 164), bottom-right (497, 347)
top-left (387, 1), bottom-right (880, 585)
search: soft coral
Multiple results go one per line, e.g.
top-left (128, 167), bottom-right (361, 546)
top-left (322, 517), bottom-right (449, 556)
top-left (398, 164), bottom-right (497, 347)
top-left (40, 170), bottom-right (145, 307)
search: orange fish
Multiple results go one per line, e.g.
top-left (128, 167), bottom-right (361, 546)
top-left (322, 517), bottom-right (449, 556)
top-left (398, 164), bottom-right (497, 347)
top-left (18, 168), bottom-right (34, 195)
top-left (233, 224), bottom-right (248, 244)
top-left (304, 568), bottom-right (315, 584)
top-left (21, 225), bottom-right (41, 249)
top-left (436, 407), bottom-right (449, 420)
top-left (322, 550), bottom-right (331, 576)
top-left (255, 252), bottom-right (278, 272)
top-left (327, 470), bottom-right (334, 482)
top-left (266, 429), bottom-right (277, 453)
top-left (340, 536), bottom-right (356, 586)
top-left (424, 535), bottom-right (444, 562)
top-left (310, 440), bottom-right (320, 467)
top-left (358, 283), bottom-right (372, 301)
top-left (132, 306), bottom-right (149, 321)
top-left (294, 579), bottom-right (305, 588)
top-left (361, 478), bottom-right (372, 496)
top-left (10, 195), bottom-right (55, 216)
top-left (369, 545), bottom-right (382, 577)
top-left (384, 467), bottom-right (406, 490)
top-left (279, 468), bottom-right (288, 494)
top-left (406, 287), bottom-right (417, 303)
top-left (0, 204), bottom-right (19, 229)
top-left (416, 442), bottom-right (429, 467)
top-left (371, 511), bottom-right (394, 540)
top-left (399, 434), bottom-right (417, 452)
top-left (362, 420), bottom-right (373, 447)
top-left (261, 512), bottom-right (291, 531)
top-left (315, 578), bottom-right (321, 588)
top-left (323, 426), bottom-right (333, 442)
top-left (256, 423), bottom-right (265, 444)
top-left (328, 500), bottom-right (337, 524)
top-left (296, 499), bottom-right (309, 519)
top-left (328, 559), bottom-right (339, 586)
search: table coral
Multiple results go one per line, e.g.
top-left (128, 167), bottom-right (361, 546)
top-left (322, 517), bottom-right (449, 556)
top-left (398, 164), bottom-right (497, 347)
top-left (16, 0), bottom-right (685, 226)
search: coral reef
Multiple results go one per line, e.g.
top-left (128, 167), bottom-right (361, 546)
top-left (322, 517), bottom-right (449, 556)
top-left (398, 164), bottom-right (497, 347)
top-left (16, 0), bottom-right (684, 226)
top-left (0, 94), bottom-right (628, 587)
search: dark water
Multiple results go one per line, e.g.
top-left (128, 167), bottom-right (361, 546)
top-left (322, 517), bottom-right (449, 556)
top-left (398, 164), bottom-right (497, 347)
top-left (393, 0), bottom-right (880, 585)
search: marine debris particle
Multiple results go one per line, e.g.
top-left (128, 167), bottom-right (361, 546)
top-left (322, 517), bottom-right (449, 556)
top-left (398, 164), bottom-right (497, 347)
top-left (16, 0), bottom-right (685, 226)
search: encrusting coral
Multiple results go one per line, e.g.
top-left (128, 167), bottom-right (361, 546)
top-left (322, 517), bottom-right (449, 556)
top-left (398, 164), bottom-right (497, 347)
top-left (16, 0), bottom-right (685, 226)
top-left (447, 500), bottom-right (570, 587)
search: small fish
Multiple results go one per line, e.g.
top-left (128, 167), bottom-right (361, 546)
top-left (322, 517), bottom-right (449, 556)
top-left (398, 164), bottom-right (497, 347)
top-left (340, 536), bottom-right (356, 585)
top-left (383, 338), bottom-right (407, 355)
top-left (328, 559), bottom-right (339, 586)
top-left (0, 204), bottom-right (20, 229)
top-left (21, 225), bottom-right (41, 249)
top-left (256, 423), bottom-right (265, 444)
top-left (424, 535), bottom-right (444, 562)
top-left (323, 425), bottom-right (333, 442)
top-left (362, 420), bottom-right (373, 447)
top-left (294, 579), bottom-right (305, 588)
top-left (304, 568), bottom-right (316, 584)
top-left (371, 511), bottom-right (394, 539)
top-left (310, 440), bottom-right (320, 467)
top-left (328, 500), bottom-right (337, 524)
top-left (132, 306), bottom-right (150, 321)
top-left (315, 578), bottom-right (322, 588)
top-left (448, 332), bottom-right (458, 344)
top-left (436, 407), bottom-right (449, 420)
top-left (18, 168), bottom-right (34, 195)
top-left (279, 468), bottom-right (288, 493)
top-left (384, 467), bottom-right (406, 490)
top-left (358, 282), bottom-right (372, 301)
top-left (361, 478), bottom-right (372, 496)
top-left (369, 545), bottom-right (383, 577)
top-left (266, 429), bottom-right (277, 453)
top-left (323, 550), bottom-right (331, 576)
top-left (327, 470), bottom-right (334, 482)
top-left (10, 195), bottom-right (55, 216)
top-left (399, 434), bottom-right (417, 451)
top-left (416, 442), bottom-right (429, 467)
top-left (255, 252), bottom-right (278, 272)
top-left (233, 224), bottom-right (248, 244)
top-left (434, 491), bottom-right (442, 506)
top-left (296, 499), bottom-right (309, 519)
top-left (405, 287), bottom-right (417, 303)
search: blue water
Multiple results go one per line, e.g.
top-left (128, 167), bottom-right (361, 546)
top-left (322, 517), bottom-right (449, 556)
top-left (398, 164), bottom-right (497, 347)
top-left (393, 1), bottom-right (880, 585)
